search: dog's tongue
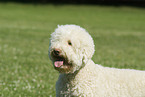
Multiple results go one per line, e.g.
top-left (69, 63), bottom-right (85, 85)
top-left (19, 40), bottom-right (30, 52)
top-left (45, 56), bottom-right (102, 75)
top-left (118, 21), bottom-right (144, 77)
top-left (54, 61), bottom-right (63, 67)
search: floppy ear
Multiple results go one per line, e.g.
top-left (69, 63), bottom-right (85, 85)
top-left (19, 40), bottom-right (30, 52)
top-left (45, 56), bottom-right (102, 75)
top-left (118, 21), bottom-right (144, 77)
top-left (82, 44), bottom-right (95, 65)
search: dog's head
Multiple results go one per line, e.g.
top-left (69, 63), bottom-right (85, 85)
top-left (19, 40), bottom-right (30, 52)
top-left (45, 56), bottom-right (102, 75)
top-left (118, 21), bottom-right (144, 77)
top-left (49, 25), bottom-right (95, 74)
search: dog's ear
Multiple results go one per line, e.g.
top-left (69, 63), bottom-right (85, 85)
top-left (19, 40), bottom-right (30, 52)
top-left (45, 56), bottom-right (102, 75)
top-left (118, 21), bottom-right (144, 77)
top-left (82, 44), bottom-right (95, 65)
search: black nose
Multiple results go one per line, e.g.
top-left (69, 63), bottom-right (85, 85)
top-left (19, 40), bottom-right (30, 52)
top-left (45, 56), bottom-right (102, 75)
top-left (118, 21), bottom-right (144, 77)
top-left (53, 49), bottom-right (60, 56)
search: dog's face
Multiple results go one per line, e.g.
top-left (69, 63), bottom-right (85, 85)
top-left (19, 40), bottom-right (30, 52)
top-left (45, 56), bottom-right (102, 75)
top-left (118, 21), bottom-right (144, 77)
top-left (49, 25), bottom-right (95, 74)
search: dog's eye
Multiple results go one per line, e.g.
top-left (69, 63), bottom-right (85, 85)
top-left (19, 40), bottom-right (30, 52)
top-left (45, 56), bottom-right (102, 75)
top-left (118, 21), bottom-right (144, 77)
top-left (68, 40), bottom-right (72, 46)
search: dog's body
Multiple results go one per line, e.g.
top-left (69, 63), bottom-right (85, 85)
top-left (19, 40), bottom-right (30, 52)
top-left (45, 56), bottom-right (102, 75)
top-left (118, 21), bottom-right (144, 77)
top-left (49, 25), bottom-right (145, 97)
top-left (56, 60), bottom-right (145, 97)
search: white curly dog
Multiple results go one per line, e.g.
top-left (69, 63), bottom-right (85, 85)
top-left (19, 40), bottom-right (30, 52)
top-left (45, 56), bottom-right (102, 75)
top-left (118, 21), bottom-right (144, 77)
top-left (49, 24), bottom-right (145, 97)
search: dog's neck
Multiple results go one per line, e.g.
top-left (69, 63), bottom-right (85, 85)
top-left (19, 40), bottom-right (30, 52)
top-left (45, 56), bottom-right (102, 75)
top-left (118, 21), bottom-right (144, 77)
top-left (60, 59), bottom-right (95, 81)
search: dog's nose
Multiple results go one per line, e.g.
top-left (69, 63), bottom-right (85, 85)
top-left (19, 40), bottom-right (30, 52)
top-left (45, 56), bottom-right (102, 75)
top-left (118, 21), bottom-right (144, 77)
top-left (53, 49), bottom-right (61, 56)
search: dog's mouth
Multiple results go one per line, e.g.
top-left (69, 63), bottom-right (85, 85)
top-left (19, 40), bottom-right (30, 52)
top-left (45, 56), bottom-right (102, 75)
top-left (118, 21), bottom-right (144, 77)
top-left (52, 56), bottom-right (73, 73)
top-left (54, 57), bottom-right (65, 68)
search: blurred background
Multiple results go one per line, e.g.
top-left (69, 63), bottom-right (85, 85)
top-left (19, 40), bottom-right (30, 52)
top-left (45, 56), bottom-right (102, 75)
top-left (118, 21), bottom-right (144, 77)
top-left (0, 0), bottom-right (145, 97)
top-left (1, 0), bottom-right (145, 6)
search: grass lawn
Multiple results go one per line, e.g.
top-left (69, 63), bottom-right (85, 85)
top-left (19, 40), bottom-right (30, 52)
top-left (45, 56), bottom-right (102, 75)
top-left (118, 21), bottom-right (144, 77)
top-left (0, 3), bottom-right (145, 97)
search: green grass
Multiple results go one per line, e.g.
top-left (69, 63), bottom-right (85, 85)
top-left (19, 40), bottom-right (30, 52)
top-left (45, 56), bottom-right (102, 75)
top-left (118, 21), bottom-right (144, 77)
top-left (0, 3), bottom-right (145, 97)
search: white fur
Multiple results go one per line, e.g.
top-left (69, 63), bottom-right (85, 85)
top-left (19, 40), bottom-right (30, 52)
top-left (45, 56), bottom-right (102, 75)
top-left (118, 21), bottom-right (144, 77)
top-left (49, 24), bottom-right (145, 97)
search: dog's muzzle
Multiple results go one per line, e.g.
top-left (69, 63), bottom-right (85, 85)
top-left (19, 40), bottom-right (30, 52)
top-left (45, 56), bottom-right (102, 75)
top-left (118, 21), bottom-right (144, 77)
top-left (50, 48), bottom-right (73, 73)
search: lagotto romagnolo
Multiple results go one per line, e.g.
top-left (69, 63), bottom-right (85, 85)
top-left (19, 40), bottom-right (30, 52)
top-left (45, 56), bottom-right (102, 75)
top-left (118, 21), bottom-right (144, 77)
top-left (49, 24), bottom-right (145, 97)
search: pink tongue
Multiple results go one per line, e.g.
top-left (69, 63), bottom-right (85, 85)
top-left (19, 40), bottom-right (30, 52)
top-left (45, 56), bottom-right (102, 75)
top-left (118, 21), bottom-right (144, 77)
top-left (54, 61), bottom-right (63, 67)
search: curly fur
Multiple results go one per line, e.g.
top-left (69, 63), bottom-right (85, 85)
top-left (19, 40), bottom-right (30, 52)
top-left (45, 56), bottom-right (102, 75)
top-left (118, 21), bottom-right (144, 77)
top-left (49, 24), bottom-right (145, 97)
